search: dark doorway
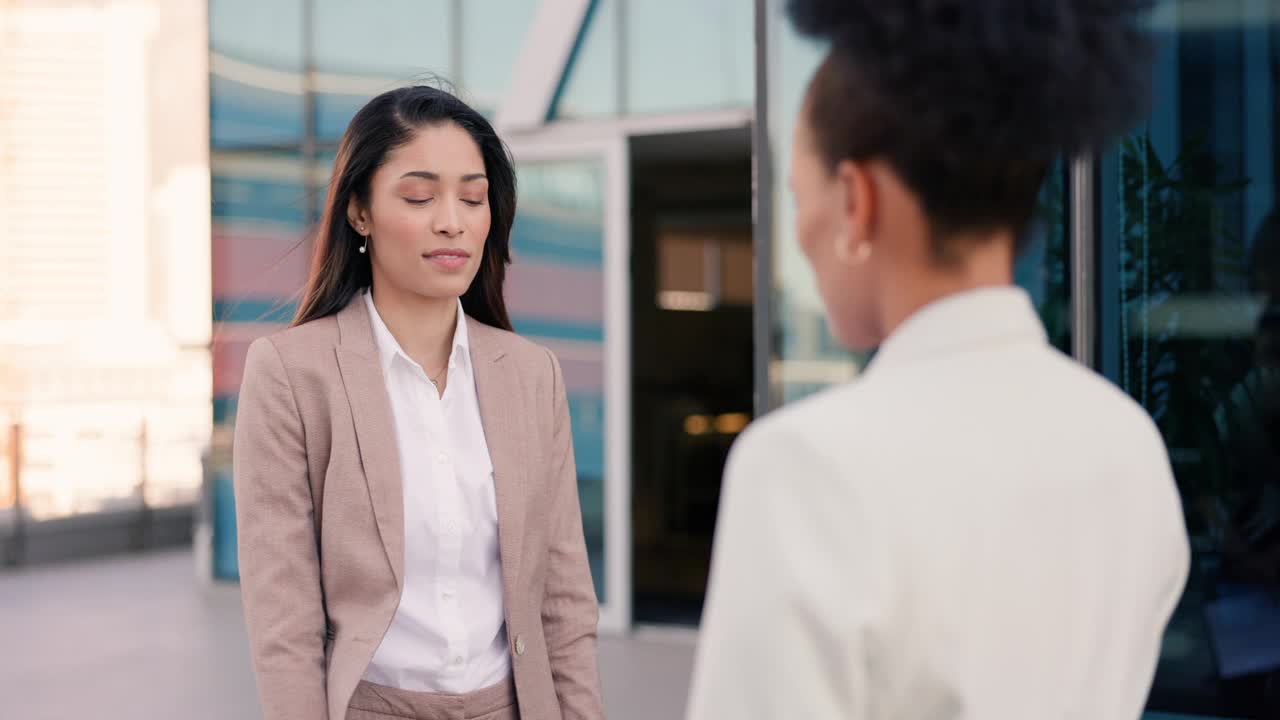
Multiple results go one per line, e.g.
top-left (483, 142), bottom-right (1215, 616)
top-left (629, 127), bottom-right (754, 626)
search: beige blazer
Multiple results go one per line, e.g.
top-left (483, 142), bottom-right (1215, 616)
top-left (232, 294), bottom-right (605, 720)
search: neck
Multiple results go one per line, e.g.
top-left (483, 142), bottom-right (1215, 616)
top-left (369, 281), bottom-right (458, 373)
top-left (879, 234), bottom-right (1015, 341)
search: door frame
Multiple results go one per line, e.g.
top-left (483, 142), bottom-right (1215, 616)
top-left (503, 131), bottom-right (632, 634)
top-left (503, 108), bottom-right (752, 634)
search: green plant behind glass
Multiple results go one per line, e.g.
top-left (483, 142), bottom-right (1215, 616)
top-left (1116, 132), bottom-right (1252, 525)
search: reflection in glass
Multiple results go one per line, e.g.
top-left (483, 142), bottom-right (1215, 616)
top-left (208, 148), bottom-right (317, 578)
top-left (1099, 2), bottom-right (1279, 715)
top-left (508, 159), bottom-right (608, 600)
top-left (311, 0), bottom-right (452, 141)
top-left (550, 0), bottom-right (620, 119)
top-left (764, 0), bottom-right (850, 405)
top-left (209, 0), bottom-right (305, 147)
top-left (461, 0), bottom-right (539, 116)
top-left (625, 0), bottom-right (752, 114)
top-left (210, 149), bottom-right (314, 426)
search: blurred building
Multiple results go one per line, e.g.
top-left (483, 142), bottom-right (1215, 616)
top-left (0, 0), bottom-right (210, 558)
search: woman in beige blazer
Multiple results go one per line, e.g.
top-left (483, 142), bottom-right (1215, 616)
top-left (233, 86), bottom-right (604, 720)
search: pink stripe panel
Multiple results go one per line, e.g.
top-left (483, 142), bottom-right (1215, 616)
top-left (213, 227), bottom-right (312, 298)
top-left (506, 261), bottom-right (603, 326)
top-left (541, 340), bottom-right (604, 394)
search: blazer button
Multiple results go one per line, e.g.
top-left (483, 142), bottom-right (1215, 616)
top-left (514, 635), bottom-right (526, 656)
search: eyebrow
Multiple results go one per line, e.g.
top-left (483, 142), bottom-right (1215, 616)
top-left (399, 171), bottom-right (488, 182)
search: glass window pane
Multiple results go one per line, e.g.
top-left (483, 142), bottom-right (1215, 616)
top-left (508, 159), bottom-right (608, 600)
top-left (311, 0), bottom-right (453, 142)
top-left (209, 0), bottom-right (305, 147)
top-left (550, 0), bottom-right (620, 120)
top-left (210, 148), bottom-right (313, 427)
top-left (460, 0), bottom-right (539, 116)
top-left (764, 1), bottom-right (851, 406)
top-left (625, 0), bottom-right (753, 114)
top-left (209, 148), bottom-right (317, 578)
top-left (1098, 1), bottom-right (1280, 716)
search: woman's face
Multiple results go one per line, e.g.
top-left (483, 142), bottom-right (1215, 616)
top-left (789, 107), bottom-right (884, 350)
top-left (350, 122), bottom-right (491, 302)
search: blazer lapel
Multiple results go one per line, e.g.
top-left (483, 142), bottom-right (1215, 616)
top-left (334, 296), bottom-right (405, 591)
top-left (468, 317), bottom-right (527, 591)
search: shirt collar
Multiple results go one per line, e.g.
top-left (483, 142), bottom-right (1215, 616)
top-left (363, 290), bottom-right (470, 376)
top-left (866, 286), bottom-right (1048, 374)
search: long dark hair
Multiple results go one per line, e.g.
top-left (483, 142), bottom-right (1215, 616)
top-left (293, 85), bottom-right (516, 330)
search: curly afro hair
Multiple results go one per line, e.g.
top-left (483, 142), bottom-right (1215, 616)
top-left (789, 0), bottom-right (1155, 256)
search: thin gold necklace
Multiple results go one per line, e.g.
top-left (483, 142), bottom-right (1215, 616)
top-left (427, 363), bottom-right (447, 387)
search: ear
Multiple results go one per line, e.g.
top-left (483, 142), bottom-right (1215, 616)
top-left (834, 159), bottom-right (876, 258)
top-left (347, 197), bottom-right (370, 235)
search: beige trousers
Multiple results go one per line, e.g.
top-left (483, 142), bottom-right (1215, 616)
top-left (346, 676), bottom-right (519, 720)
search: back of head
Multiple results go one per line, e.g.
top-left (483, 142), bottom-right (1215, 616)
top-left (790, 0), bottom-right (1155, 257)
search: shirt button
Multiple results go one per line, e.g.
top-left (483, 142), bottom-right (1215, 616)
top-left (442, 591), bottom-right (453, 601)
top-left (437, 452), bottom-right (448, 464)
top-left (446, 520), bottom-right (458, 534)
top-left (453, 656), bottom-right (464, 666)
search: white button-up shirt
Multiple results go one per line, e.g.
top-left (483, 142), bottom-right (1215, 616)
top-left (688, 287), bottom-right (1191, 720)
top-left (361, 291), bottom-right (511, 692)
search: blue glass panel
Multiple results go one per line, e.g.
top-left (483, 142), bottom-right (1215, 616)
top-left (460, 0), bottom-right (539, 116)
top-left (625, 0), bottom-right (753, 114)
top-left (508, 158), bottom-right (608, 601)
top-left (1099, 2), bottom-right (1280, 716)
top-left (311, 0), bottom-right (453, 142)
top-left (209, 0), bottom-right (304, 147)
top-left (550, 0), bottom-right (619, 119)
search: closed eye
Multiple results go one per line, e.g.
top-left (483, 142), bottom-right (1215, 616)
top-left (405, 197), bottom-right (434, 206)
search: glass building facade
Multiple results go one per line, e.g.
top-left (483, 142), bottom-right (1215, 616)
top-left (208, 0), bottom-right (1278, 715)
top-left (208, 0), bottom-right (755, 633)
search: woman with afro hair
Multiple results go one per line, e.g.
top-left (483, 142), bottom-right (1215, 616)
top-left (687, 2), bottom-right (1190, 718)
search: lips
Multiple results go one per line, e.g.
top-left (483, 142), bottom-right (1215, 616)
top-left (424, 248), bottom-right (470, 259)
top-left (423, 248), bottom-right (471, 270)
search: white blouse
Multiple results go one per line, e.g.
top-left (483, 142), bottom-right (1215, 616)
top-left (361, 291), bottom-right (511, 692)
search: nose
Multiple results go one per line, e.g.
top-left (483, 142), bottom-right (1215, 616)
top-left (433, 199), bottom-right (463, 238)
